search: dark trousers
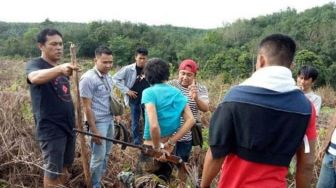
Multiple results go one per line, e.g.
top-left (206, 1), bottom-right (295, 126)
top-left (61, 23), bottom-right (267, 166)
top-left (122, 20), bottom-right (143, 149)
top-left (129, 102), bottom-right (144, 145)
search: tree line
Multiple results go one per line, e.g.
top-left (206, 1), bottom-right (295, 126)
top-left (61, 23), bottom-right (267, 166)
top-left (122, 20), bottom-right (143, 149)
top-left (0, 3), bottom-right (335, 88)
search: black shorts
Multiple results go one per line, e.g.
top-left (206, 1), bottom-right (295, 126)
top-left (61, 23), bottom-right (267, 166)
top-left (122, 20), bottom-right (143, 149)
top-left (39, 135), bottom-right (75, 179)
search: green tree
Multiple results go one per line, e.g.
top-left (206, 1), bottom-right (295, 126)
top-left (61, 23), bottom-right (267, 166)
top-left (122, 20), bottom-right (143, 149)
top-left (294, 50), bottom-right (327, 86)
top-left (22, 28), bottom-right (40, 57)
top-left (326, 63), bottom-right (336, 88)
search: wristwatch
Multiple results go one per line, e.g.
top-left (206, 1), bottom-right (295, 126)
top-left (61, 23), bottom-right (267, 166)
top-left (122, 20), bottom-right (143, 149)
top-left (167, 138), bottom-right (176, 147)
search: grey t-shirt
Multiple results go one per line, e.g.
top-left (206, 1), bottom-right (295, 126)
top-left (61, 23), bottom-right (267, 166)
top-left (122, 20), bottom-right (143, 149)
top-left (305, 91), bottom-right (321, 116)
top-left (79, 68), bottom-right (113, 122)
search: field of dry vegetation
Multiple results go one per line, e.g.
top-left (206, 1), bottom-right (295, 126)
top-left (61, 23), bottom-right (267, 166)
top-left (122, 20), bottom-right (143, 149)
top-left (0, 60), bottom-right (335, 187)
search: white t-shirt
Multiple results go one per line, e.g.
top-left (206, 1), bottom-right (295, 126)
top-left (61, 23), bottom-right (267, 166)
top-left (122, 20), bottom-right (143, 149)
top-left (328, 128), bottom-right (336, 155)
top-left (305, 91), bottom-right (322, 116)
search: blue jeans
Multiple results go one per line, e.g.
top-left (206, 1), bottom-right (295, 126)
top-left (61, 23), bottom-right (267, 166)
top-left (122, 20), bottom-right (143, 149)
top-left (129, 103), bottom-right (143, 145)
top-left (174, 140), bottom-right (193, 162)
top-left (90, 121), bottom-right (114, 188)
top-left (317, 152), bottom-right (336, 188)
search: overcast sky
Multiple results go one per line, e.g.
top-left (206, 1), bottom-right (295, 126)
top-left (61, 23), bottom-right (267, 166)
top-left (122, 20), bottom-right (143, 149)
top-left (1, 0), bottom-right (334, 29)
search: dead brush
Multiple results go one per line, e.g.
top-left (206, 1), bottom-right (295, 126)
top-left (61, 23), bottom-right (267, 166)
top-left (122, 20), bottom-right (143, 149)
top-left (0, 88), bottom-right (150, 187)
top-left (0, 61), bottom-right (27, 91)
top-left (0, 91), bottom-right (43, 187)
top-left (317, 85), bottom-right (336, 107)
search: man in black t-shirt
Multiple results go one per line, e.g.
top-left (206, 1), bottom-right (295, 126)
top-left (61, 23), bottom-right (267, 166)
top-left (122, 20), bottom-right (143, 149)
top-left (113, 47), bottom-right (150, 145)
top-left (129, 65), bottom-right (150, 104)
top-left (25, 28), bottom-right (78, 187)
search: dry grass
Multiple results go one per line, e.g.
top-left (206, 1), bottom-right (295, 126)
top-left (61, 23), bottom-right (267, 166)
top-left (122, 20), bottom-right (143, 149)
top-left (317, 85), bottom-right (336, 107)
top-left (0, 60), bottom-right (335, 187)
top-left (0, 90), bottom-right (205, 187)
top-left (0, 90), bottom-right (142, 187)
top-left (0, 91), bottom-right (43, 187)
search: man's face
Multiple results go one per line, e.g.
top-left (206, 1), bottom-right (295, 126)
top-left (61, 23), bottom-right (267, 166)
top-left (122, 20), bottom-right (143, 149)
top-left (178, 69), bottom-right (195, 87)
top-left (95, 53), bottom-right (113, 75)
top-left (297, 74), bottom-right (313, 92)
top-left (135, 54), bottom-right (147, 68)
top-left (39, 35), bottom-right (63, 62)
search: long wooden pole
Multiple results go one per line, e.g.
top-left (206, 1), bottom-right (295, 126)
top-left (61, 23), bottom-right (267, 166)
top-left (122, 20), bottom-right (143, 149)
top-left (70, 43), bottom-right (92, 188)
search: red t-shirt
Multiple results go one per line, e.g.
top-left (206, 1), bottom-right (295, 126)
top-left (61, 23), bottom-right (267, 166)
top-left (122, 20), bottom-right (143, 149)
top-left (217, 106), bottom-right (317, 188)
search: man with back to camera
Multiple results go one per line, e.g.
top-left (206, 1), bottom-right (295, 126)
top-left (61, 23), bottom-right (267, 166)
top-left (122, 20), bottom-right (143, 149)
top-left (201, 34), bottom-right (317, 188)
top-left (25, 28), bottom-right (78, 187)
top-left (112, 47), bottom-right (150, 145)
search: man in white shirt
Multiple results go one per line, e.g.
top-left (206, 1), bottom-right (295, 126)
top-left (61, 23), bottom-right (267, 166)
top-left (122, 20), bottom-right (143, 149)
top-left (297, 65), bottom-right (322, 116)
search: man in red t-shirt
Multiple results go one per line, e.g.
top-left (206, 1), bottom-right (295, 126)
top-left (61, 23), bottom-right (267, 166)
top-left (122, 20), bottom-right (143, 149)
top-left (201, 34), bottom-right (317, 188)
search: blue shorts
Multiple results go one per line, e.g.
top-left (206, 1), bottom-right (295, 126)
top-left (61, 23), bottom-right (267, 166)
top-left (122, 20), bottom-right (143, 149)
top-left (174, 140), bottom-right (192, 162)
top-left (39, 135), bottom-right (76, 179)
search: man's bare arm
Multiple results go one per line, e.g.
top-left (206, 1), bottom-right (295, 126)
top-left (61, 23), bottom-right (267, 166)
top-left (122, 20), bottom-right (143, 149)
top-left (296, 140), bottom-right (316, 188)
top-left (146, 103), bottom-right (161, 149)
top-left (201, 149), bottom-right (224, 188)
top-left (195, 98), bottom-right (209, 112)
top-left (82, 97), bottom-right (101, 144)
top-left (28, 63), bottom-right (77, 84)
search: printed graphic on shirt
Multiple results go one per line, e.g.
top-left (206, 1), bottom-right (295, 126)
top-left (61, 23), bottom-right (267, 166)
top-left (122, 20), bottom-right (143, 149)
top-left (51, 76), bottom-right (72, 102)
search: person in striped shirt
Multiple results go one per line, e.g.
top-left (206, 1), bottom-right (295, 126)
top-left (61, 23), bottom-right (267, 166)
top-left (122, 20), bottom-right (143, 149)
top-left (167, 59), bottom-right (209, 185)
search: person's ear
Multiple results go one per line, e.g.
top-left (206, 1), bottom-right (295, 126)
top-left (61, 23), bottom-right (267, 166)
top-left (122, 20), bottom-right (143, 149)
top-left (289, 62), bottom-right (295, 70)
top-left (256, 54), bottom-right (266, 69)
top-left (37, 43), bottom-right (44, 50)
top-left (259, 55), bottom-right (266, 68)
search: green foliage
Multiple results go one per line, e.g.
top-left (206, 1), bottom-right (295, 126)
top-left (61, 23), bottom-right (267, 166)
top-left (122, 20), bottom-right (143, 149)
top-left (293, 49), bottom-right (327, 86)
top-left (327, 64), bottom-right (336, 88)
top-left (20, 100), bottom-right (33, 123)
top-left (202, 127), bottom-right (209, 150)
top-left (203, 48), bottom-right (252, 83)
top-left (22, 28), bottom-right (40, 57)
top-left (0, 179), bottom-right (9, 188)
top-left (321, 106), bottom-right (336, 115)
top-left (0, 3), bottom-right (336, 88)
top-left (109, 36), bottom-right (136, 66)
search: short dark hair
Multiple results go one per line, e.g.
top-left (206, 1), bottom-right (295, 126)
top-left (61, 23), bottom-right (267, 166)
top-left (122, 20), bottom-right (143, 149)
top-left (298, 65), bottom-right (319, 82)
top-left (95, 45), bottom-right (112, 57)
top-left (259, 34), bottom-right (296, 68)
top-left (37, 28), bottom-right (63, 44)
top-left (144, 58), bottom-right (170, 85)
top-left (135, 47), bottom-right (148, 56)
